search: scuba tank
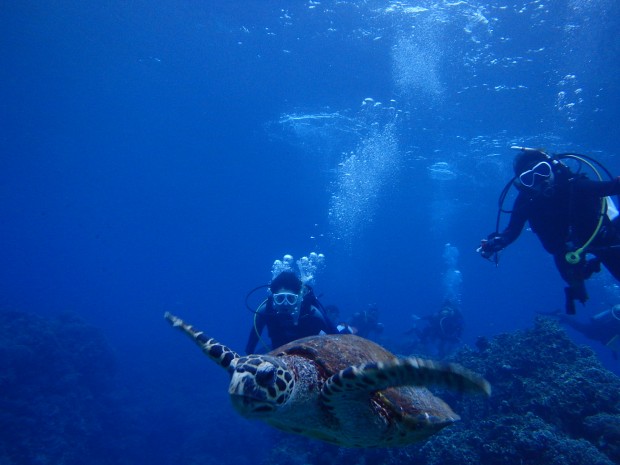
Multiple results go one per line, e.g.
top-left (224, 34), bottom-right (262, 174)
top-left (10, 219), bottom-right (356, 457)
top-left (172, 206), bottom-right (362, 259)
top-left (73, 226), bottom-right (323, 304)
top-left (592, 305), bottom-right (620, 324)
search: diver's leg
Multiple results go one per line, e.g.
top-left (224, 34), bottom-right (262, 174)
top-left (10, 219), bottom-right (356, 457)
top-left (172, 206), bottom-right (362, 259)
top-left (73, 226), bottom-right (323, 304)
top-left (554, 254), bottom-right (588, 314)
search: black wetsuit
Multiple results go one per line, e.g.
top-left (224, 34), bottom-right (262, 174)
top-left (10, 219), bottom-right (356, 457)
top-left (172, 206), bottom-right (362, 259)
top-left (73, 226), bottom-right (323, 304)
top-left (496, 175), bottom-right (620, 292)
top-left (414, 310), bottom-right (464, 358)
top-left (349, 311), bottom-right (384, 339)
top-left (245, 299), bottom-right (337, 354)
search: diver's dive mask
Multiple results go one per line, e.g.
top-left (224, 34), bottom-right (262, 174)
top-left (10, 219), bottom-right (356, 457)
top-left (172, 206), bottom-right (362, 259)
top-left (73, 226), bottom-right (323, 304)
top-left (272, 292), bottom-right (301, 324)
top-left (518, 161), bottom-right (553, 188)
top-left (273, 292), bottom-right (299, 306)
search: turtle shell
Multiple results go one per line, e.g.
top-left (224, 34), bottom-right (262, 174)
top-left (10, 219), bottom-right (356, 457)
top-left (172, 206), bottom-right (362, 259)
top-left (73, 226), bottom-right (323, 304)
top-left (272, 333), bottom-right (398, 378)
top-left (271, 333), bottom-right (460, 438)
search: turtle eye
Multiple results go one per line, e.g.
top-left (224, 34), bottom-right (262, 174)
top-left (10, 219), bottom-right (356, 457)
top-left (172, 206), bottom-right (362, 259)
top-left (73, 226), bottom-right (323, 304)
top-left (255, 364), bottom-right (276, 388)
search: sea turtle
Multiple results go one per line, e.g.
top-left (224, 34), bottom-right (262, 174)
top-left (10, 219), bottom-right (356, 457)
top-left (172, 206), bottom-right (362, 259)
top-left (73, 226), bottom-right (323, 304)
top-left (164, 312), bottom-right (490, 448)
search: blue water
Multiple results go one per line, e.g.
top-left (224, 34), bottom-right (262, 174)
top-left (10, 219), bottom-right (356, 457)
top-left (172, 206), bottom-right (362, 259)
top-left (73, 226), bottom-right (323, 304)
top-left (1, 1), bottom-right (619, 464)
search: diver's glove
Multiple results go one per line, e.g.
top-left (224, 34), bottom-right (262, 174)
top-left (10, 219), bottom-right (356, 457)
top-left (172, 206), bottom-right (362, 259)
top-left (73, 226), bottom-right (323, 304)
top-left (477, 234), bottom-right (504, 259)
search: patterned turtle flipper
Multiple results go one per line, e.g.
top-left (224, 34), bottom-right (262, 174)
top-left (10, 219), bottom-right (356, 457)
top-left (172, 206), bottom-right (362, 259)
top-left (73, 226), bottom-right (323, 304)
top-left (321, 357), bottom-right (491, 403)
top-left (164, 312), bottom-right (240, 373)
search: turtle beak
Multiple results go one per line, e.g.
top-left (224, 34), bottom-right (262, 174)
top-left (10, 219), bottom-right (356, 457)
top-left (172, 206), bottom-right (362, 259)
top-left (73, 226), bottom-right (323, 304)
top-left (229, 371), bottom-right (277, 418)
top-left (229, 393), bottom-right (277, 418)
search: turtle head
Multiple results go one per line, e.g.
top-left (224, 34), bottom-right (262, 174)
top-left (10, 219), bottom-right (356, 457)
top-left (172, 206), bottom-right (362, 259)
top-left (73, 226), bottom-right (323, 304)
top-left (228, 355), bottom-right (294, 418)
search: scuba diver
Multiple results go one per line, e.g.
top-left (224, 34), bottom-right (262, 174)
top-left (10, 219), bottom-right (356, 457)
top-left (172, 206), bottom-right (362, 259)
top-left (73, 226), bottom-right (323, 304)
top-left (324, 304), bottom-right (355, 334)
top-left (245, 270), bottom-right (337, 354)
top-left (348, 303), bottom-right (385, 340)
top-left (406, 300), bottom-right (464, 358)
top-left (478, 147), bottom-right (620, 314)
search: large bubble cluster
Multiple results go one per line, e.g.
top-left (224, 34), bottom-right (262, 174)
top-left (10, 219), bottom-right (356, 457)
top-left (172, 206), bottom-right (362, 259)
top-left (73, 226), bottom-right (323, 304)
top-left (297, 252), bottom-right (325, 286)
top-left (442, 243), bottom-right (462, 305)
top-left (328, 113), bottom-right (400, 244)
top-left (271, 252), bottom-right (325, 286)
top-left (392, 33), bottom-right (444, 102)
top-left (271, 254), bottom-right (296, 279)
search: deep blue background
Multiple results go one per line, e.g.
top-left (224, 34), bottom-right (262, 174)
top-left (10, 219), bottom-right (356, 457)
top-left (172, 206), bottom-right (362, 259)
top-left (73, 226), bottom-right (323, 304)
top-left (1, 1), bottom-right (620, 463)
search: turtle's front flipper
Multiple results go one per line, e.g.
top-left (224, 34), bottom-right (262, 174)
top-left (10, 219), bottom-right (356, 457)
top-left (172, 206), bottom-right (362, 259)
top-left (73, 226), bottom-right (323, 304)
top-left (165, 312), bottom-right (240, 373)
top-left (322, 357), bottom-right (491, 401)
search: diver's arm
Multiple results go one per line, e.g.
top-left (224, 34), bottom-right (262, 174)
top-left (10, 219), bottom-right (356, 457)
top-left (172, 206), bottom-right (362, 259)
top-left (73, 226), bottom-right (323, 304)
top-left (483, 194), bottom-right (529, 256)
top-left (245, 326), bottom-right (260, 355)
top-left (245, 305), bottom-right (267, 354)
top-left (576, 177), bottom-right (620, 197)
top-left (497, 194), bottom-right (530, 245)
top-left (479, 195), bottom-right (529, 259)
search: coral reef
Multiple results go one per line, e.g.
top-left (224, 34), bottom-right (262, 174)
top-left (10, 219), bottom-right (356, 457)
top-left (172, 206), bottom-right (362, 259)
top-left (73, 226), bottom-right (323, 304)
top-left (0, 310), bottom-right (131, 465)
top-left (260, 317), bottom-right (620, 465)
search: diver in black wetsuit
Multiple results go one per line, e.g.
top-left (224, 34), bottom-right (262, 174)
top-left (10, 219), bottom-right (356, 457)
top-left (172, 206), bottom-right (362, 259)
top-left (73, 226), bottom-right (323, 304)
top-left (478, 148), bottom-right (620, 313)
top-left (407, 300), bottom-right (464, 358)
top-left (245, 271), bottom-right (337, 354)
top-left (349, 304), bottom-right (384, 340)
